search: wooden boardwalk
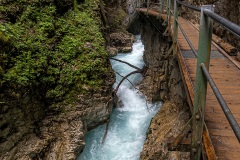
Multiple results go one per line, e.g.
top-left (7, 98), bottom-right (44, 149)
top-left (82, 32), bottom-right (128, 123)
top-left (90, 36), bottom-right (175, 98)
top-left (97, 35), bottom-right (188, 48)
top-left (176, 17), bottom-right (240, 160)
top-left (137, 8), bottom-right (240, 160)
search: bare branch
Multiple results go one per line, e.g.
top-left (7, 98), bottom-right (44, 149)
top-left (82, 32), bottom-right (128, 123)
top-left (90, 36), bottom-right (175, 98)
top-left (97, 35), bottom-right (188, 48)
top-left (115, 71), bottom-right (138, 90)
top-left (115, 71), bottom-right (150, 113)
top-left (110, 58), bottom-right (142, 71)
top-left (102, 118), bottom-right (110, 144)
top-left (114, 70), bottom-right (142, 94)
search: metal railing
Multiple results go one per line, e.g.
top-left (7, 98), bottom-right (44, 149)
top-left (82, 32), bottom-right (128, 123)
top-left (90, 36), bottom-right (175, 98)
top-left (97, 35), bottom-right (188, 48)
top-left (136, 0), bottom-right (240, 159)
top-left (172, 0), bottom-right (240, 159)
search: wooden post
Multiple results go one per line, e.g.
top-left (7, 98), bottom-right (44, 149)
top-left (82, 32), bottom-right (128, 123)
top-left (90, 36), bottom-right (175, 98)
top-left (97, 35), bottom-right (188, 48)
top-left (191, 5), bottom-right (214, 160)
top-left (173, 0), bottom-right (179, 55)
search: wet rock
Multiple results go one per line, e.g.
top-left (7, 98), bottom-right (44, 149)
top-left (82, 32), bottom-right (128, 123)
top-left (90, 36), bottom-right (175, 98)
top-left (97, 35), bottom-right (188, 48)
top-left (140, 102), bottom-right (189, 160)
top-left (0, 88), bottom-right (115, 160)
top-left (107, 46), bottom-right (118, 57)
top-left (117, 46), bottom-right (132, 53)
top-left (109, 32), bottom-right (134, 53)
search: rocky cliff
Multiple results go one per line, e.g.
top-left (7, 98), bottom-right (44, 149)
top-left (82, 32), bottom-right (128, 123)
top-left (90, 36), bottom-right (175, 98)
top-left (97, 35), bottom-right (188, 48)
top-left (213, 0), bottom-right (240, 54)
top-left (0, 0), bottom-right (115, 159)
top-left (134, 15), bottom-right (190, 159)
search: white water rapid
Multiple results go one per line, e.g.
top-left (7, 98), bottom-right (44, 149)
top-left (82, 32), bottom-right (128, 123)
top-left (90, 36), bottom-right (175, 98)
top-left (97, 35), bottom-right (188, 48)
top-left (78, 35), bottom-right (162, 160)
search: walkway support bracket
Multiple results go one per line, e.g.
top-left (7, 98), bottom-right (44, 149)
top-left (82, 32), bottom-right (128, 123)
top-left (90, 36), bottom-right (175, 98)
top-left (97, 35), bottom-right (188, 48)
top-left (191, 5), bottom-right (214, 160)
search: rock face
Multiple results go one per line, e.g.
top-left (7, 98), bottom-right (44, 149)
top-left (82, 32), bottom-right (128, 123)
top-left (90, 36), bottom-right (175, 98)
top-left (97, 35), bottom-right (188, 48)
top-left (213, 0), bottom-right (240, 51)
top-left (104, 0), bottom-right (137, 55)
top-left (140, 16), bottom-right (187, 107)
top-left (0, 80), bottom-right (115, 160)
top-left (0, 0), bottom-right (115, 159)
top-left (183, 0), bottom-right (240, 52)
top-left (140, 102), bottom-right (190, 159)
top-left (137, 15), bottom-right (190, 159)
top-left (109, 32), bottom-right (135, 53)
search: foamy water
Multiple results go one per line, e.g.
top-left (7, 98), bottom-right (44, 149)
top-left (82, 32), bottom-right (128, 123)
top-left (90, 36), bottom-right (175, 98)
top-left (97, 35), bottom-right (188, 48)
top-left (78, 35), bottom-right (162, 160)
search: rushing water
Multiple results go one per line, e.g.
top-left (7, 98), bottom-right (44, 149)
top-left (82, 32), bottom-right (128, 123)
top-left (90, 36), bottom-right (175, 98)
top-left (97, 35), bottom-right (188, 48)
top-left (78, 35), bottom-right (162, 160)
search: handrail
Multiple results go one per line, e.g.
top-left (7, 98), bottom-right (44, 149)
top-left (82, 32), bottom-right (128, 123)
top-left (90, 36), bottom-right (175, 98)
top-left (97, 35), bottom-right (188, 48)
top-left (201, 63), bottom-right (240, 142)
top-left (176, 0), bottom-right (201, 12)
top-left (203, 9), bottom-right (240, 37)
top-left (174, 0), bottom-right (240, 37)
top-left (171, 0), bottom-right (240, 159)
top-left (175, 18), bottom-right (198, 57)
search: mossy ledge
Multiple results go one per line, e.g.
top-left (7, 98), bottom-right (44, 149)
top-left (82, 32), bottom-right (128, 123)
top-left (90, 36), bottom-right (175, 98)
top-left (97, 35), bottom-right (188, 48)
top-left (0, 0), bottom-right (113, 104)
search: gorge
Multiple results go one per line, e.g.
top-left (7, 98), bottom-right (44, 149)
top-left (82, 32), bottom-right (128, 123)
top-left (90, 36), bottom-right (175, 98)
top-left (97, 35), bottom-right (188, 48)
top-left (0, 0), bottom-right (239, 160)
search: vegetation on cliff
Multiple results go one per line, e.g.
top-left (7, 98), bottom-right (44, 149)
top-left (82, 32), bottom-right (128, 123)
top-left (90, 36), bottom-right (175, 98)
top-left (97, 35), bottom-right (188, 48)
top-left (0, 0), bottom-right (112, 105)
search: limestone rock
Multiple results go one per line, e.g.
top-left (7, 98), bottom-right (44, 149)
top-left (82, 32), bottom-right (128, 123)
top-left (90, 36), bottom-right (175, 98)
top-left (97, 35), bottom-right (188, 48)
top-left (0, 89), bottom-right (115, 160)
top-left (140, 102), bottom-right (190, 160)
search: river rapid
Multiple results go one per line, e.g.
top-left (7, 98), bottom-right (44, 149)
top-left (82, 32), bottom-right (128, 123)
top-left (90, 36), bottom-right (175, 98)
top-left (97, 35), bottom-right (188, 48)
top-left (78, 35), bottom-right (162, 160)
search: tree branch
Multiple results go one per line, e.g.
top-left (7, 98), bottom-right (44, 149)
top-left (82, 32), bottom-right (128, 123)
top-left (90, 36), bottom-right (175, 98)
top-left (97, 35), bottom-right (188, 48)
top-left (115, 71), bottom-right (137, 90)
top-left (115, 71), bottom-right (150, 113)
top-left (102, 118), bottom-right (110, 144)
top-left (114, 70), bottom-right (142, 94)
top-left (110, 58), bottom-right (142, 72)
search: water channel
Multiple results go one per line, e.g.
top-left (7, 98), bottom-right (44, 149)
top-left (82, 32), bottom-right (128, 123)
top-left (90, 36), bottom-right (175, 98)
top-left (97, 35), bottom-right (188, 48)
top-left (78, 35), bottom-right (162, 160)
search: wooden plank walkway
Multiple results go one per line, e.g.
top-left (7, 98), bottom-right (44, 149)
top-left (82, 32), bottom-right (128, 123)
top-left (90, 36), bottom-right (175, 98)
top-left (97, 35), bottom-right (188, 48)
top-left (136, 8), bottom-right (240, 160)
top-left (177, 17), bottom-right (240, 160)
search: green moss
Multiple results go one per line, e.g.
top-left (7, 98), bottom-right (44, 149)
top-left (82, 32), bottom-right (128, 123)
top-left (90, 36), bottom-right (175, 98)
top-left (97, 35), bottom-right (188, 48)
top-left (0, 0), bottom-right (112, 104)
top-left (108, 7), bottom-right (127, 32)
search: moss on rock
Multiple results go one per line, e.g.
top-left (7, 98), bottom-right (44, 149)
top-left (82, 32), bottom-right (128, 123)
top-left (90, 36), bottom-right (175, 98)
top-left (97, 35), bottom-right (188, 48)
top-left (0, 0), bottom-right (112, 104)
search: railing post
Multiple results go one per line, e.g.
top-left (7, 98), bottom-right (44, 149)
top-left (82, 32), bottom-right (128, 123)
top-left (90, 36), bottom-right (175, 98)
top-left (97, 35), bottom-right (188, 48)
top-left (173, 0), bottom-right (179, 54)
top-left (191, 5), bottom-right (214, 160)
